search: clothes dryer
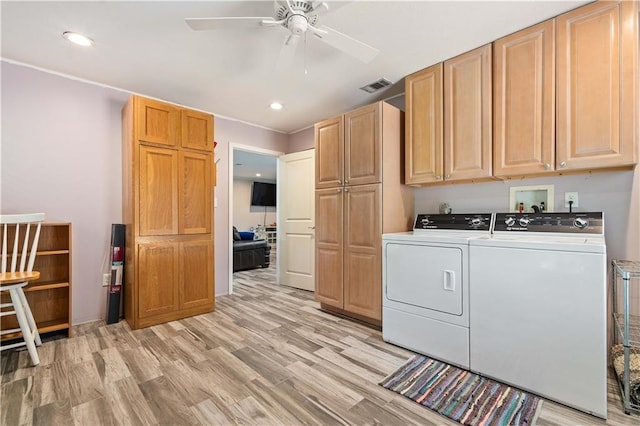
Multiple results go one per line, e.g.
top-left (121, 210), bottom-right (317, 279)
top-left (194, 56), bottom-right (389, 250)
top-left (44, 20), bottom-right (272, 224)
top-left (382, 213), bottom-right (493, 368)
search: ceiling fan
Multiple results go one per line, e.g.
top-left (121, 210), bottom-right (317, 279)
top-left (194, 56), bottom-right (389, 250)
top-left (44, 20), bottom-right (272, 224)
top-left (185, 0), bottom-right (379, 68)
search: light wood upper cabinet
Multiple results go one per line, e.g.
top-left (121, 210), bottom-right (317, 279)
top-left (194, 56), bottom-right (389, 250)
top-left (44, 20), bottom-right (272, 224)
top-left (179, 151), bottom-right (212, 234)
top-left (135, 98), bottom-right (179, 147)
top-left (405, 63), bottom-right (443, 184)
top-left (556, 0), bottom-right (637, 170)
top-left (345, 103), bottom-right (381, 186)
top-left (444, 44), bottom-right (492, 180)
top-left (315, 116), bottom-right (344, 189)
top-left (493, 20), bottom-right (556, 176)
top-left (343, 183), bottom-right (382, 321)
top-left (181, 109), bottom-right (214, 151)
top-left (139, 145), bottom-right (179, 236)
top-left (314, 187), bottom-right (344, 308)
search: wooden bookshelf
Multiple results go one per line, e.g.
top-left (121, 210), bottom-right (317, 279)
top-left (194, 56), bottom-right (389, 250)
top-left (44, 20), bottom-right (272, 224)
top-left (1, 222), bottom-right (72, 340)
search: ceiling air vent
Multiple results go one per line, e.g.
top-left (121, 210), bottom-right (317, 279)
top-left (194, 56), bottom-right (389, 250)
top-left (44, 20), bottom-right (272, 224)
top-left (360, 78), bottom-right (392, 94)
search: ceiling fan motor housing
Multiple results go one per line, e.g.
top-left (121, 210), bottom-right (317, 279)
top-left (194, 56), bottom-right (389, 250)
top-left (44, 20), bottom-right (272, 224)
top-left (287, 14), bottom-right (308, 35)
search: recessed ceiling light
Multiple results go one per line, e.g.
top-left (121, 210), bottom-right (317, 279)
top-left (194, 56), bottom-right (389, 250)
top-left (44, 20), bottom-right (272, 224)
top-left (269, 102), bottom-right (283, 111)
top-left (62, 31), bottom-right (94, 47)
top-left (256, 173), bottom-right (261, 177)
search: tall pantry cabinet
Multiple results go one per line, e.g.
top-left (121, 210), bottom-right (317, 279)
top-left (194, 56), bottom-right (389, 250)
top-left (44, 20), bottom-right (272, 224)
top-left (122, 96), bottom-right (215, 329)
top-left (315, 102), bottom-right (414, 325)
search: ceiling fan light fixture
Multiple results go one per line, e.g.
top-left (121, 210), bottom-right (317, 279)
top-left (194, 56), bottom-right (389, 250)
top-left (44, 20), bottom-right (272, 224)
top-left (270, 102), bottom-right (284, 110)
top-left (62, 31), bottom-right (94, 47)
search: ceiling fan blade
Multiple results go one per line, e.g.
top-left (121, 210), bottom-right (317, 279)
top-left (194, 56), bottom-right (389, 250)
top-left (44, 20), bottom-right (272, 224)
top-left (312, 25), bottom-right (379, 63)
top-left (185, 17), bottom-right (271, 31)
top-left (275, 34), bottom-right (300, 71)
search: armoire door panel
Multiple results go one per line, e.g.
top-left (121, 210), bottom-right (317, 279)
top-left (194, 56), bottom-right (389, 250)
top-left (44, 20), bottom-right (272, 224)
top-left (344, 251), bottom-right (381, 320)
top-left (444, 44), bottom-right (492, 181)
top-left (315, 189), bottom-right (343, 246)
top-left (139, 146), bottom-right (179, 236)
top-left (181, 109), bottom-right (213, 151)
top-left (344, 184), bottom-right (381, 320)
top-left (315, 188), bottom-right (343, 308)
top-left (138, 243), bottom-right (179, 318)
top-left (315, 116), bottom-right (344, 189)
top-left (557, 0), bottom-right (636, 169)
top-left (179, 151), bottom-right (212, 234)
top-left (315, 247), bottom-right (343, 308)
top-left (493, 19), bottom-right (555, 176)
top-left (405, 63), bottom-right (443, 184)
top-left (180, 240), bottom-right (214, 309)
top-left (345, 103), bottom-right (381, 186)
top-left (135, 98), bottom-right (179, 147)
top-left (344, 184), bottom-right (381, 250)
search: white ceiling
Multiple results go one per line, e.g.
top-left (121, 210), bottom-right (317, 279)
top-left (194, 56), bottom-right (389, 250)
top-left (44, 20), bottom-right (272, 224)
top-left (233, 149), bottom-right (278, 180)
top-left (1, 0), bottom-right (588, 134)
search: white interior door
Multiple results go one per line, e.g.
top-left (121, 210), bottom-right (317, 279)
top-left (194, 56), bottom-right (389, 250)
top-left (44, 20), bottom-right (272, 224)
top-left (277, 149), bottom-right (315, 291)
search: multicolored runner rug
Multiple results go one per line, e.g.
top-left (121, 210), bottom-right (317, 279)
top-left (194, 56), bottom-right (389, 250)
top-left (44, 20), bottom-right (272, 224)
top-left (380, 355), bottom-right (542, 426)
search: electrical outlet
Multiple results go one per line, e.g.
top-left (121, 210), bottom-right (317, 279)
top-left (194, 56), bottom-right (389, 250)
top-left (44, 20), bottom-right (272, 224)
top-left (102, 273), bottom-right (111, 287)
top-left (564, 192), bottom-right (579, 208)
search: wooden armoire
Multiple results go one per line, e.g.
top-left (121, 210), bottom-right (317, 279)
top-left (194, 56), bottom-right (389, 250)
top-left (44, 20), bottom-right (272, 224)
top-left (314, 101), bottom-right (414, 326)
top-left (122, 95), bottom-right (215, 329)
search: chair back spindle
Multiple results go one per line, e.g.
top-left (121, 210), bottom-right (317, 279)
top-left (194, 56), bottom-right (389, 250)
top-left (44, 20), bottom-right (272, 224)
top-left (0, 214), bottom-right (45, 275)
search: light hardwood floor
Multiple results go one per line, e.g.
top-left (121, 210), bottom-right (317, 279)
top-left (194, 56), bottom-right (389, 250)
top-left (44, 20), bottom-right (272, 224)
top-left (1, 258), bottom-right (638, 425)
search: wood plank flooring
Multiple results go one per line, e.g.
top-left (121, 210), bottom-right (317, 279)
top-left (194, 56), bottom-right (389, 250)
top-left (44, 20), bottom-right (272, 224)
top-left (2, 258), bottom-right (639, 425)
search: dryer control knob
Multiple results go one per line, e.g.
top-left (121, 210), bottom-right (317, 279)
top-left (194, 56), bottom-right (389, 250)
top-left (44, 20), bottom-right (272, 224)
top-left (574, 217), bottom-right (589, 229)
top-left (505, 217), bottom-right (516, 227)
top-left (470, 218), bottom-right (483, 227)
top-left (518, 217), bottom-right (532, 227)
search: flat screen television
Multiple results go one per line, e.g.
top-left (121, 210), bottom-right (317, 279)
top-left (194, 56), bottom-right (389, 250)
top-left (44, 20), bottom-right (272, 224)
top-left (251, 181), bottom-right (276, 207)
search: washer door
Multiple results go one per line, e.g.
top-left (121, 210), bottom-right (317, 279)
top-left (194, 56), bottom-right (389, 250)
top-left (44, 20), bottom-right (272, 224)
top-left (385, 243), bottom-right (463, 315)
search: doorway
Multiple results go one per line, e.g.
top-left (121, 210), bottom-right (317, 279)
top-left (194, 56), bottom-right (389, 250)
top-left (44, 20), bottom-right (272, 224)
top-left (228, 144), bottom-right (283, 294)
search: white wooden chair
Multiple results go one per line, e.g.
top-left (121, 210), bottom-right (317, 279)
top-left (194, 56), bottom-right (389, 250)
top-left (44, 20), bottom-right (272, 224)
top-left (0, 213), bottom-right (45, 366)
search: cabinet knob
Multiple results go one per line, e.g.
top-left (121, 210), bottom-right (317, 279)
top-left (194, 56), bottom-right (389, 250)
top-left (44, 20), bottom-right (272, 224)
top-left (445, 174), bottom-right (450, 179)
top-left (560, 161), bottom-right (567, 168)
top-left (337, 180), bottom-right (342, 185)
top-left (544, 163), bottom-right (551, 170)
top-left (337, 188), bottom-right (341, 193)
top-left (344, 180), bottom-right (349, 184)
top-left (344, 188), bottom-right (349, 192)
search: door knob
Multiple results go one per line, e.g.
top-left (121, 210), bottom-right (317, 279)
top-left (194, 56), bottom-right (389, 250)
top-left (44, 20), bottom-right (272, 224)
top-left (308, 226), bottom-right (315, 229)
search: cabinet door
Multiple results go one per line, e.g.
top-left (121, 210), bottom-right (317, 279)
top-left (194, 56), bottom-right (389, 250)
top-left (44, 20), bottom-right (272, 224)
top-left (179, 151), bottom-right (212, 234)
top-left (493, 20), bottom-right (555, 176)
top-left (345, 103), bottom-right (381, 186)
top-left (315, 116), bottom-right (344, 189)
top-left (557, 0), bottom-right (637, 170)
top-left (444, 44), bottom-right (492, 181)
top-left (139, 145), bottom-right (179, 236)
top-left (138, 242), bottom-right (179, 318)
top-left (315, 188), bottom-right (343, 308)
top-left (405, 63), bottom-right (443, 184)
top-left (180, 240), bottom-right (214, 310)
top-left (135, 97), bottom-right (179, 147)
top-left (344, 184), bottom-right (382, 320)
top-left (181, 109), bottom-right (214, 151)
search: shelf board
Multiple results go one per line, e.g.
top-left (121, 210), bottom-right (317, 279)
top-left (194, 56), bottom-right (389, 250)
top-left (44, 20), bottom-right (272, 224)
top-left (25, 281), bottom-right (70, 292)
top-left (0, 319), bottom-right (70, 341)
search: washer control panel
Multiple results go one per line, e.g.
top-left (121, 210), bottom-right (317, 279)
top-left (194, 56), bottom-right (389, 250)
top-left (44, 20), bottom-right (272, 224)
top-left (414, 213), bottom-right (493, 231)
top-left (494, 212), bottom-right (603, 234)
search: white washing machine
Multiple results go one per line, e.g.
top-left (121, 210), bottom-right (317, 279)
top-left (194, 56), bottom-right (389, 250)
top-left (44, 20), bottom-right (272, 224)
top-left (382, 213), bottom-right (493, 369)
top-left (469, 212), bottom-right (607, 418)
